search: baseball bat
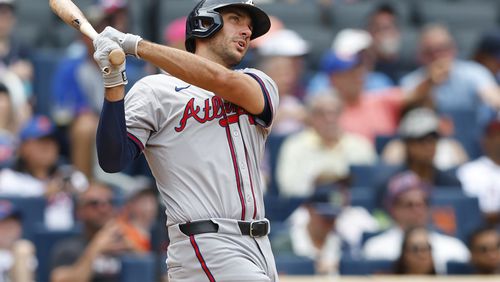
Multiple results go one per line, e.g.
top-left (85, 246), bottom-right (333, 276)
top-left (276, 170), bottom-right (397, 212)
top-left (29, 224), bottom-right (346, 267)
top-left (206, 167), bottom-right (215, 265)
top-left (49, 0), bottom-right (125, 73)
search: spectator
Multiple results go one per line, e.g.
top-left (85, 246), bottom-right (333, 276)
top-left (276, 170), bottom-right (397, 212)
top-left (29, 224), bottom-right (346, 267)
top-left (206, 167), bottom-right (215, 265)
top-left (401, 24), bottom-right (500, 126)
top-left (0, 200), bottom-right (35, 282)
top-left (50, 182), bottom-right (131, 282)
top-left (308, 28), bottom-right (417, 143)
top-left (363, 171), bottom-right (469, 274)
top-left (393, 227), bottom-right (436, 275)
top-left (308, 28), bottom-right (394, 95)
top-left (272, 186), bottom-right (378, 275)
top-left (468, 225), bottom-right (500, 274)
top-left (374, 108), bottom-right (462, 208)
top-left (276, 91), bottom-right (376, 197)
top-left (457, 116), bottom-right (500, 225)
top-left (0, 115), bottom-right (88, 230)
top-left (0, 0), bottom-right (33, 97)
top-left (117, 187), bottom-right (158, 253)
top-left (473, 30), bottom-right (500, 84)
top-left (51, 3), bottom-right (147, 180)
top-left (257, 29), bottom-right (309, 136)
top-left (366, 2), bottom-right (411, 84)
top-left (381, 107), bottom-right (469, 170)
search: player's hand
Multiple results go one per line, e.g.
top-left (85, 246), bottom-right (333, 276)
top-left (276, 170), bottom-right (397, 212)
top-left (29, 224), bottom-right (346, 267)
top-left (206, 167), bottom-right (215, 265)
top-left (99, 26), bottom-right (142, 58)
top-left (93, 37), bottom-right (128, 88)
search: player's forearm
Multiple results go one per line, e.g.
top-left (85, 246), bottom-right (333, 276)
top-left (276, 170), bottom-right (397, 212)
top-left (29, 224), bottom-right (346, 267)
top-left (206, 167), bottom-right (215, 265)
top-left (137, 40), bottom-right (265, 114)
top-left (96, 97), bottom-right (139, 173)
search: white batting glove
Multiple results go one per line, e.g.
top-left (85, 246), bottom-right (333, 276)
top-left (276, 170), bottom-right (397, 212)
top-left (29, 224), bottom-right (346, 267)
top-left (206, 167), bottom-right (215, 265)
top-left (99, 26), bottom-right (142, 58)
top-left (93, 37), bottom-right (128, 88)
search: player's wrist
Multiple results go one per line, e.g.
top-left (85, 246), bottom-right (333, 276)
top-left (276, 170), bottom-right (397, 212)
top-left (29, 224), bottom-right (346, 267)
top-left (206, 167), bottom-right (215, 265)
top-left (102, 64), bottom-right (128, 88)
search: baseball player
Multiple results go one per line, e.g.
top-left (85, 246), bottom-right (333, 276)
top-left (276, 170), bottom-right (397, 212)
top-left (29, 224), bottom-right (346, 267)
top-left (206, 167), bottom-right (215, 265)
top-left (92, 0), bottom-right (279, 281)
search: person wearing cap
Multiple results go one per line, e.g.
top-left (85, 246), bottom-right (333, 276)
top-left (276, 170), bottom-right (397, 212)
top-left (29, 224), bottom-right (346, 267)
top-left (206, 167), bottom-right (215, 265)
top-left (363, 171), bottom-right (469, 274)
top-left (272, 186), bottom-right (378, 275)
top-left (256, 28), bottom-right (309, 136)
top-left (308, 29), bottom-right (415, 143)
top-left (373, 107), bottom-right (462, 209)
top-left (381, 107), bottom-right (469, 170)
top-left (276, 91), bottom-right (376, 197)
top-left (473, 30), bottom-right (500, 84)
top-left (0, 115), bottom-right (88, 230)
top-left (401, 24), bottom-right (500, 128)
top-left (457, 116), bottom-right (500, 225)
top-left (0, 200), bottom-right (35, 282)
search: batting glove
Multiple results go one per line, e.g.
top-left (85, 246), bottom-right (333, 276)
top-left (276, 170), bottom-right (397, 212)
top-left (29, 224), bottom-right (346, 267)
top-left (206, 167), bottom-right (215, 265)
top-left (100, 26), bottom-right (142, 58)
top-left (93, 37), bottom-right (128, 88)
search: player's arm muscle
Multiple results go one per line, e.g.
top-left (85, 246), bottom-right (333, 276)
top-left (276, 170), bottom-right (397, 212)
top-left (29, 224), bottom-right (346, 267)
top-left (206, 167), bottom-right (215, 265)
top-left (137, 40), bottom-right (265, 115)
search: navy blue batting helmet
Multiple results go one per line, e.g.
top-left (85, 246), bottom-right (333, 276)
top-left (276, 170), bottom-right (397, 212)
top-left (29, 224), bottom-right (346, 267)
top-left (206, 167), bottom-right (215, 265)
top-left (185, 0), bottom-right (271, 53)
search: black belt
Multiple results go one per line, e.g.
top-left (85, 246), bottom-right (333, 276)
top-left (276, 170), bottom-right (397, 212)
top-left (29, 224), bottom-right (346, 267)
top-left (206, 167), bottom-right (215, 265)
top-left (179, 220), bottom-right (270, 237)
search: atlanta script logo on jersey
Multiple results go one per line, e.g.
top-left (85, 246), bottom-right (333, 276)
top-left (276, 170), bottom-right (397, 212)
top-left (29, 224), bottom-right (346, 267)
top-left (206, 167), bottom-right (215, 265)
top-left (174, 96), bottom-right (255, 132)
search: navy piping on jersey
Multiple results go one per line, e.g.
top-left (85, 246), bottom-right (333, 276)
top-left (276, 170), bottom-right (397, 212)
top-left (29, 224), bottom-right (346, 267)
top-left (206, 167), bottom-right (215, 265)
top-left (222, 108), bottom-right (246, 220)
top-left (245, 72), bottom-right (273, 127)
top-left (189, 235), bottom-right (216, 282)
top-left (127, 132), bottom-right (144, 151)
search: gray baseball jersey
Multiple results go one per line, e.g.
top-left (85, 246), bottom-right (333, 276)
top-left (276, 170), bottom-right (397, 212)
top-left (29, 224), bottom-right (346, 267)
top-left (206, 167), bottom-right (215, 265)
top-left (124, 68), bottom-right (279, 281)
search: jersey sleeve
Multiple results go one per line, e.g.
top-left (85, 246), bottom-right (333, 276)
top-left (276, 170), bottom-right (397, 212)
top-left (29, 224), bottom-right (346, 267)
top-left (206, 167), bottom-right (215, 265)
top-left (124, 78), bottom-right (162, 148)
top-left (242, 68), bottom-right (279, 128)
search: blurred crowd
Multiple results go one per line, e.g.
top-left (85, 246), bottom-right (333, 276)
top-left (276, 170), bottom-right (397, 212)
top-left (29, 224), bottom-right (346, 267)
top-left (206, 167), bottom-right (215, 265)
top-left (1, 0), bottom-right (500, 281)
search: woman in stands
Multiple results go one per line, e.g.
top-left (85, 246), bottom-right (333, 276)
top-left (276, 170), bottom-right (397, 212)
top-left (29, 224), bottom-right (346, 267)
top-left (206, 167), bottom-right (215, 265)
top-left (394, 227), bottom-right (436, 275)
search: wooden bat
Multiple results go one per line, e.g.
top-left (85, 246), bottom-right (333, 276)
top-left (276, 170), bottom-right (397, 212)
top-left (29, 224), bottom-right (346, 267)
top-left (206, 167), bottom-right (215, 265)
top-left (49, 0), bottom-right (125, 73)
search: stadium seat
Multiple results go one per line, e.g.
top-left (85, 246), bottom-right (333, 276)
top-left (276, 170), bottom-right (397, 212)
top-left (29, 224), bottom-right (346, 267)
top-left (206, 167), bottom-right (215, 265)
top-left (32, 50), bottom-right (63, 116)
top-left (0, 196), bottom-right (46, 241)
top-left (416, 0), bottom-right (498, 32)
top-left (375, 135), bottom-right (397, 155)
top-left (430, 189), bottom-right (484, 242)
top-left (275, 255), bottom-right (315, 275)
top-left (350, 186), bottom-right (377, 212)
top-left (34, 225), bottom-right (82, 282)
top-left (446, 261), bottom-right (475, 275)
top-left (349, 164), bottom-right (376, 187)
top-left (264, 195), bottom-right (305, 222)
top-left (339, 257), bottom-right (394, 275)
top-left (120, 254), bottom-right (157, 282)
top-left (259, 2), bottom-right (321, 27)
top-left (331, 0), bottom-right (413, 29)
top-left (265, 134), bottom-right (289, 196)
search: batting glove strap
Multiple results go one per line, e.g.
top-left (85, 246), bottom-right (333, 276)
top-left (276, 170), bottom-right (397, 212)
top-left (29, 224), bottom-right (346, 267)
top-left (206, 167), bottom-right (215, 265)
top-left (103, 65), bottom-right (128, 88)
top-left (120, 33), bottom-right (143, 58)
top-left (94, 37), bottom-right (128, 88)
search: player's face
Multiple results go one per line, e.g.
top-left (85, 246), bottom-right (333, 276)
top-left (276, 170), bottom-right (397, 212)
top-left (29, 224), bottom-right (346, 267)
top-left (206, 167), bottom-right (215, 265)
top-left (207, 8), bottom-right (253, 67)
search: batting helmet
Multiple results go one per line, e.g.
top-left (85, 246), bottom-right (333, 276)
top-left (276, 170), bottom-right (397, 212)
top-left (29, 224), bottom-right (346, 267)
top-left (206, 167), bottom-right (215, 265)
top-left (185, 0), bottom-right (271, 53)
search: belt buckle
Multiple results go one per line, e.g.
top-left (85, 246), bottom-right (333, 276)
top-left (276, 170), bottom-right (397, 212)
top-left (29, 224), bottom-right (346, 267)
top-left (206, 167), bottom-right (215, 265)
top-left (249, 219), bottom-right (270, 237)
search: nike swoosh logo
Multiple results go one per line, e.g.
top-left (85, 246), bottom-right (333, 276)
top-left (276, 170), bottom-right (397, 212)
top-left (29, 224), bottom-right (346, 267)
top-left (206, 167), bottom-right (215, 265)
top-left (175, 85), bottom-right (191, 92)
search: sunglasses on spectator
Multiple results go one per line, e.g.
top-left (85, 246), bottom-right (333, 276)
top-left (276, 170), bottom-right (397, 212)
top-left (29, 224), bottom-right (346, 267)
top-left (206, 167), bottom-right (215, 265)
top-left (396, 199), bottom-right (429, 209)
top-left (406, 243), bottom-right (432, 254)
top-left (422, 43), bottom-right (454, 56)
top-left (473, 242), bottom-right (500, 254)
top-left (81, 198), bottom-right (113, 208)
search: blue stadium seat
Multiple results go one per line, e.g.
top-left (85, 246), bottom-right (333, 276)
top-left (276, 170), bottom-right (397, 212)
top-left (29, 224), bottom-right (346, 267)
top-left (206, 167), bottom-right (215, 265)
top-left (349, 164), bottom-right (376, 187)
top-left (339, 257), bottom-right (394, 275)
top-left (446, 261), bottom-right (475, 275)
top-left (32, 50), bottom-right (63, 116)
top-left (264, 195), bottom-right (305, 222)
top-left (0, 196), bottom-right (46, 241)
top-left (34, 225), bottom-right (82, 282)
top-left (350, 186), bottom-right (377, 212)
top-left (375, 135), bottom-right (397, 155)
top-left (430, 189), bottom-right (484, 242)
top-left (275, 255), bottom-right (315, 275)
top-left (120, 254), bottom-right (157, 282)
top-left (265, 134), bottom-right (289, 196)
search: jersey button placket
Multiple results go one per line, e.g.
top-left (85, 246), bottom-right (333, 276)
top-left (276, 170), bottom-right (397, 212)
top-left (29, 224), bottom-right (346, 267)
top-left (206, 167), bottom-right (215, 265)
top-left (233, 131), bottom-right (239, 137)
